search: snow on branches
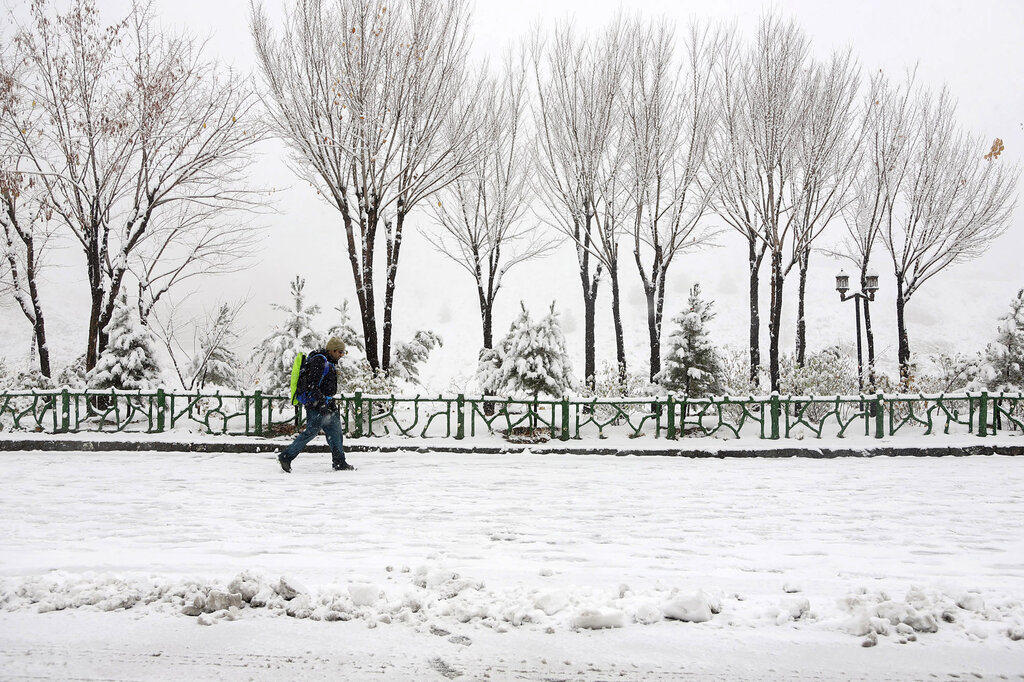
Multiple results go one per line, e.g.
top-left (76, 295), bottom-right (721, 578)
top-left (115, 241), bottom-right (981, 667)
top-left (88, 294), bottom-right (162, 390)
top-left (477, 302), bottom-right (577, 399)
top-left (658, 283), bottom-right (724, 398)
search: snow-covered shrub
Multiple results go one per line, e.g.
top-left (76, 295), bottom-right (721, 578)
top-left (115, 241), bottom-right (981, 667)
top-left (580, 363), bottom-right (661, 399)
top-left (338, 360), bottom-right (396, 395)
top-left (975, 288), bottom-right (1024, 392)
top-left (480, 302), bottom-right (577, 399)
top-left (55, 355), bottom-right (88, 389)
top-left (577, 363), bottom-right (662, 423)
top-left (658, 284), bottom-right (725, 397)
top-left (88, 294), bottom-right (162, 390)
top-left (781, 347), bottom-right (858, 397)
top-left (911, 353), bottom-right (984, 394)
top-left (6, 366), bottom-right (54, 391)
top-left (718, 347), bottom-right (765, 396)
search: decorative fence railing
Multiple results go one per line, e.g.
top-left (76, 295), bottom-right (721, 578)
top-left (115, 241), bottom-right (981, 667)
top-left (1, 389), bottom-right (1022, 441)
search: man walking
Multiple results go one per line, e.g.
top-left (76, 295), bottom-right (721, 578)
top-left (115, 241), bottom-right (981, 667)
top-left (278, 337), bottom-right (354, 472)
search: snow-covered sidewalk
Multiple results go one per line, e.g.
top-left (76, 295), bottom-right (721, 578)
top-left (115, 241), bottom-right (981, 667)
top-left (1, 449), bottom-right (1023, 680)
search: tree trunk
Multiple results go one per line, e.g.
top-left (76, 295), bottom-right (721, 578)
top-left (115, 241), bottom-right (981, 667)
top-left (653, 267), bottom-right (668, 383)
top-left (339, 199), bottom-right (379, 371)
top-left (85, 241), bottom-right (103, 371)
top-left (361, 210), bottom-right (380, 372)
top-left (895, 274), bottom-right (911, 387)
top-left (795, 247), bottom-right (809, 368)
top-left (768, 249), bottom-right (784, 393)
top-left (481, 300), bottom-right (493, 350)
top-left (579, 217), bottom-right (601, 392)
top-left (645, 285), bottom-right (659, 382)
top-left (609, 258), bottom-right (626, 387)
top-left (2, 202), bottom-right (51, 377)
top-left (583, 290), bottom-right (597, 391)
top-left (28, 270), bottom-right (50, 377)
top-left (381, 209), bottom-right (407, 373)
top-left (747, 239), bottom-right (762, 387)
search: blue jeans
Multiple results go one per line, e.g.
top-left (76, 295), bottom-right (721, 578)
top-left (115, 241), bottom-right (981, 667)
top-left (280, 406), bottom-right (346, 467)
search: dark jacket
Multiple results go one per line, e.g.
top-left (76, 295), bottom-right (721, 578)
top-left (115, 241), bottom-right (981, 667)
top-left (299, 349), bottom-right (338, 409)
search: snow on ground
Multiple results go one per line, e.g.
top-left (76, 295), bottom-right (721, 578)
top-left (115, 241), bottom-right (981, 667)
top-left (1, 450), bottom-right (1023, 680)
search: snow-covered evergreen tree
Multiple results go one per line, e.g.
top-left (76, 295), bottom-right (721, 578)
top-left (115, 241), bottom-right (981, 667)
top-left (658, 284), bottom-right (724, 397)
top-left (390, 330), bottom-right (443, 387)
top-left (327, 300), bottom-right (365, 387)
top-left (978, 288), bottom-right (1024, 391)
top-left (88, 294), bottom-right (162, 390)
top-left (484, 302), bottom-right (576, 398)
top-left (475, 346), bottom-right (504, 396)
top-left (253, 276), bottom-right (323, 394)
top-left (188, 303), bottom-right (243, 390)
top-left (326, 300), bottom-right (364, 355)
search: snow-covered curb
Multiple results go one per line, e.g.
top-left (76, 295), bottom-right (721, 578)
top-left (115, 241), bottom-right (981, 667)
top-left (0, 432), bottom-right (1021, 457)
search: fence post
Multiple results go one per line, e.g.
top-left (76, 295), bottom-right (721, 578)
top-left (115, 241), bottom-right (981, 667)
top-left (156, 388), bottom-right (166, 433)
top-left (354, 391), bottom-right (363, 438)
top-left (58, 388), bottom-right (70, 434)
top-left (560, 396), bottom-right (570, 441)
top-left (770, 392), bottom-right (781, 440)
top-left (667, 395), bottom-right (676, 440)
top-left (456, 394), bottom-right (465, 440)
top-left (253, 390), bottom-right (263, 437)
top-left (978, 391), bottom-right (988, 437)
top-left (874, 393), bottom-right (884, 439)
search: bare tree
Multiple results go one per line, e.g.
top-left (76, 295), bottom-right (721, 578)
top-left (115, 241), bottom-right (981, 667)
top-left (827, 71), bottom-right (918, 386)
top-left (252, 0), bottom-right (481, 373)
top-left (152, 297), bottom-right (247, 390)
top-left (787, 48), bottom-right (861, 367)
top-left (623, 20), bottom-right (721, 383)
top-left (880, 85), bottom-right (1019, 384)
top-left (431, 50), bottom-right (555, 350)
top-left (8, 0), bottom-right (264, 371)
top-left (712, 14), bottom-right (860, 392)
top-left (531, 19), bottom-right (626, 389)
top-left (132, 202), bottom-right (262, 326)
top-left (0, 46), bottom-right (55, 376)
top-left (710, 15), bottom-right (809, 391)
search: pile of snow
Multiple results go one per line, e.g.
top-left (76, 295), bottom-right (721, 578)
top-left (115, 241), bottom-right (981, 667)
top-left (3, 564), bottom-right (1022, 644)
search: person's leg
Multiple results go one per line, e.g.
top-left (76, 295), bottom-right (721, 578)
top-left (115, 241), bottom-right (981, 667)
top-left (322, 411), bottom-right (350, 469)
top-left (280, 408), bottom-right (324, 464)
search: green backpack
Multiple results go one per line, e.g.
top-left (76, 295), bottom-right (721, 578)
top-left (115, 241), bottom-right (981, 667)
top-left (289, 352), bottom-right (332, 406)
top-left (289, 353), bottom-right (306, 406)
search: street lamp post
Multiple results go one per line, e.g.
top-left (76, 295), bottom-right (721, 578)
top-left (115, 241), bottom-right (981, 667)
top-left (836, 270), bottom-right (879, 392)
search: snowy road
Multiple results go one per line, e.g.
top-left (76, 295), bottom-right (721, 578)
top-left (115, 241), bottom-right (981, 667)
top-left (1, 450), bottom-right (1023, 680)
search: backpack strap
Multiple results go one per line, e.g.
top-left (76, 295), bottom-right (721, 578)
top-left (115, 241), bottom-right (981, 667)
top-left (308, 353), bottom-right (333, 389)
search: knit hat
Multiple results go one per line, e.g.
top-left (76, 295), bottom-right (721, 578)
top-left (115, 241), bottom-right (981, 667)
top-left (325, 337), bottom-right (346, 353)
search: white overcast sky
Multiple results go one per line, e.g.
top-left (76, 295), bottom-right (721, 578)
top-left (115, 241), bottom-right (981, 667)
top-left (2, 0), bottom-right (1022, 383)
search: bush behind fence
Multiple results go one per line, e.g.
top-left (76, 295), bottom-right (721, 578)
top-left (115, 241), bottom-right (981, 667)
top-left (1, 389), bottom-right (1022, 441)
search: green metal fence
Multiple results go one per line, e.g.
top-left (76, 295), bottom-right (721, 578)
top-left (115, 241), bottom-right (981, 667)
top-left (1, 388), bottom-right (1022, 441)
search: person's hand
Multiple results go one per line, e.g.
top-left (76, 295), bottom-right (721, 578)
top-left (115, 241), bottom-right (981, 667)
top-left (320, 398), bottom-right (337, 416)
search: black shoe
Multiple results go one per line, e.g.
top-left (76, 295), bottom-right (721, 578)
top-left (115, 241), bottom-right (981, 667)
top-left (332, 463), bottom-right (355, 471)
top-left (278, 456), bottom-right (291, 473)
